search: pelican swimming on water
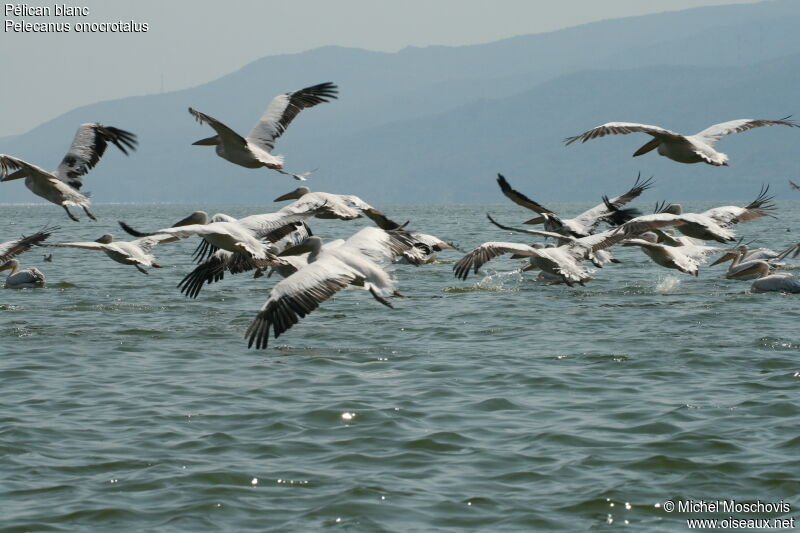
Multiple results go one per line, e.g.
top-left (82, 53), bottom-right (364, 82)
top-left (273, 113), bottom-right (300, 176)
top-left (0, 123), bottom-right (137, 221)
top-left (565, 117), bottom-right (798, 166)
top-left (751, 272), bottom-right (800, 293)
top-left (190, 82), bottom-right (337, 178)
top-left (245, 227), bottom-right (421, 349)
top-left (1, 259), bottom-right (45, 288)
top-left (496, 173), bottom-right (652, 237)
top-left (47, 233), bottom-right (179, 274)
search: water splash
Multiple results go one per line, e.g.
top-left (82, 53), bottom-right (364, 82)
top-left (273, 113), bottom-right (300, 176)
top-left (655, 275), bottom-right (682, 293)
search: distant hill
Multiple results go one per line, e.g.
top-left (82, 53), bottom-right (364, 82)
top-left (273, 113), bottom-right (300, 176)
top-left (1, 0), bottom-right (799, 204)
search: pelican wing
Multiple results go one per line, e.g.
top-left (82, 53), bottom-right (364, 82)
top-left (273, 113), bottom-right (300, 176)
top-left (453, 242), bottom-right (539, 280)
top-left (188, 108), bottom-right (247, 147)
top-left (702, 185), bottom-right (775, 226)
top-left (53, 123), bottom-right (137, 189)
top-left (0, 155), bottom-right (57, 185)
top-left (132, 233), bottom-right (182, 252)
top-left (571, 174), bottom-right (654, 230)
top-left (340, 195), bottom-right (402, 230)
top-left (246, 257), bottom-right (356, 349)
top-left (564, 122), bottom-right (684, 145)
top-left (342, 227), bottom-right (423, 264)
top-left (237, 212), bottom-right (316, 239)
top-left (279, 193), bottom-right (361, 221)
top-left (694, 117), bottom-right (798, 146)
top-left (246, 82), bottom-right (338, 152)
top-left (486, 214), bottom-right (575, 242)
top-left (0, 226), bottom-right (58, 262)
top-left (496, 174), bottom-right (553, 214)
top-left (46, 241), bottom-right (109, 251)
top-left (616, 213), bottom-right (688, 237)
top-left (178, 249), bottom-right (277, 298)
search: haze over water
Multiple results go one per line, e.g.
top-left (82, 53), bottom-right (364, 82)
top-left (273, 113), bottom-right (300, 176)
top-left (1, 200), bottom-right (798, 531)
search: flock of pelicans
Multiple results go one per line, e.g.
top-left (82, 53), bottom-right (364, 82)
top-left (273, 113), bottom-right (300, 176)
top-left (1, 81), bottom-right (800, 349)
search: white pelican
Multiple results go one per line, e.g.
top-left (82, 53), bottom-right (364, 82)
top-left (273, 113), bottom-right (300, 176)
top-left (47, 233), bottom-right (179, 274)
top-left (190, 82), bottom-right (337, 178)
top-left (454, 216), bottom-right (630, 286)
top-left (177, 221), bottom-right (313, 298)
top-left (565, 117), bottom-right (798, 166)
top-left (0, 123), bottom-right (136, 221)
top-left (790, 180), bottom-right (800, 190)
top-left (245, 227), bottom-right (420, 349)
top-left (151, 210), bottom-right (321, 261)
top-left (711, 242), bottom-right (799, 271)
top-left (620, 233), bottom-right (719, 276)
top-left (1, 259), bottom-right (45, 288)
top-left (751, 272), bottom-right (800, 293)
top-left (716, 246), bottom-right (773, 281)
top-left (615, 202), bottom-right (739, 243)
top-left (496, 173), bottom-right (653, 237)
top-left (274, 186), bottom-right (402, 228)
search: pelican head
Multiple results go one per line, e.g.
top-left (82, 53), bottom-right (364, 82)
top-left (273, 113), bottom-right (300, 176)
top-left (95, 234), bottom-right (114, 244)
top-left (279, 236), bottom-right (323, 257)
top-left (173, 211), bottom-right (209, 227)
top-left (0, 258), bottom-right (19, 272)
top-left (274, 186), bottom-right (311, 202)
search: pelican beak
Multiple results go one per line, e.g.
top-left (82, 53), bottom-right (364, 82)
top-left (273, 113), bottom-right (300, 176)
top-left (192, 135), bottom-right (219, 146)
top-left (278, 239), bottom-right (314, 256)
top-left (710, 251), bottom-right (736, 266)
top-left (273, 189), bottom-right (303, 202)
top-left (0, 260), bottom-right (11, 271)
top-left (1, 169), bottom-right (26, 181)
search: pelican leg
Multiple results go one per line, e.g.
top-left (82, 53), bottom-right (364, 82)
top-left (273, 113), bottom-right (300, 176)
top-left (151, 263), bottom-right (162, 268)
top-left (82, 206), bottom-right (97, 221)
top-left (135, 264), bottom-right (149, 275)
top-left (253, 268), bottom-right (265, 279)
top-left (369, 287), bottom-right (394, 308)
top-left (392, 290), bottom-right (407, 298)
top-left (63, 205), bottom-right (80, 222)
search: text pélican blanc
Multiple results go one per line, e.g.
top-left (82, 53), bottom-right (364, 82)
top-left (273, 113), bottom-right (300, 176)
top-left (4, 4), bottom-right (148, 32)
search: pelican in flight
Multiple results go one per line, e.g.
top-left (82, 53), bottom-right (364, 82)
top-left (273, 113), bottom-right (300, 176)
top-left (47, 233), bottom-right (179, 274)
top-left (274, 186), bottom-right (402, 229)
top-left (565, 117), bottom-right (798, 166)
top-left (177, 221), bottom-right (313, 298)
top-left (496, 173), bottom-right (652, 237)
top-left (1, 226), bottom-right (58, 263)
top-left (620, 232), bottom-right (720, 276)
top-left (189, 82), bottom-right (337, 178)
top-left (790, 180), bottom-right (800, 191)
top-left (245, 227), bottom-right (420, 349)
top-left (151, 209), bottom-right (322, 262)
top-left (454, 216), bottom-right (631, 285)
top-left (0, 123), bottom-right (137, 221)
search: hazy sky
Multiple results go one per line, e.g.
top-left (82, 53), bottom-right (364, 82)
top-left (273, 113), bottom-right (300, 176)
top-left (1, 0), bottom-right (759, 137)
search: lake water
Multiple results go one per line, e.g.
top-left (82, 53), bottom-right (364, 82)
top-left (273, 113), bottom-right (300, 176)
top-left (1, 200), bottom-right (799, 532)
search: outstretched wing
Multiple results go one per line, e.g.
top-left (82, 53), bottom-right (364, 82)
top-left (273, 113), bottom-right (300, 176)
top-left (571, 173), bottom-right (654, 231)
top-left (246, 82), bottom-right (338, 152)
top-left (53, 123), bottom-right (137, 189)
top-left (564, 122), bottom-right (684, 145)
top-left (0, 154), bottom-right (57, 186)
top-left (342, 227), bottom-right (423, 264)
top-left (0, 226), bottom-right (59, 262)
top-left (453, 242), bottom-right (539, 280)
top-left (496, 174), bottom-right (553, 214)
top-left (694, 117), bottom-right (799, 146)
top-left (188, 107), bottom-right (247, 147)
top-left (245, 257), bottom-right (355, 349)
top-left (132, 233), bottom-right (182, 252)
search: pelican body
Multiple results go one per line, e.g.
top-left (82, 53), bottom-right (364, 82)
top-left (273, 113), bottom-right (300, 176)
top-left (1, 259), bottom-right (45, 288)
